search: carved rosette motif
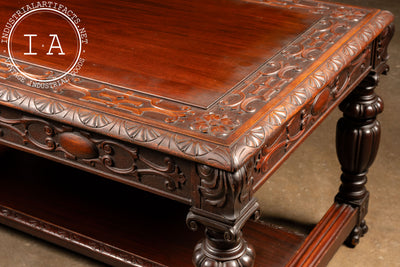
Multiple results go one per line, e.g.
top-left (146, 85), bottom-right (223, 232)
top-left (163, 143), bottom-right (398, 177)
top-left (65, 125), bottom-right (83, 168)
top-left (0, 7), bottom-right (394, 173)
top-left (190, 113), bottom-right (240, 137)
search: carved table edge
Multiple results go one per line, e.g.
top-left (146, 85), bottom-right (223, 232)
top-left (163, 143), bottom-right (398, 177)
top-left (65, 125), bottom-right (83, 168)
top-left (231, 10), bottom-right (394, 170)
top-left (0, 10), bottom-right (394, 173)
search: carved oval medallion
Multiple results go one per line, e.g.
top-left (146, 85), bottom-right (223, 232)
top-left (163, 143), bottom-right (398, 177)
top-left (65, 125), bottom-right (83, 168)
top-left (311, 89), bottom-right (331, 116)
top-left (59, 132), bottom-right (98, 159)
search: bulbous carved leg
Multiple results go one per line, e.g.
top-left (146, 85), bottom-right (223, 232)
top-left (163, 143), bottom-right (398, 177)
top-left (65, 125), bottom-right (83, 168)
top-left (186, 199), bottom-right (260, 267)
top-left (188, 161), bottom-right (259, 266)
top-left (335, 71), bottom-right (383, 248)
top-left (187, 200), bottom-right (260, 267)
top-left (193, 229), bottom-right (255, 267)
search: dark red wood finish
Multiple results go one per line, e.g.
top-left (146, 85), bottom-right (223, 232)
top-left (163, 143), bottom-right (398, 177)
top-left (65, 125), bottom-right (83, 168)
top-left (0, 149), bottom-right (306, 267)
top-left (0, 0), bottom-right (394, 266)
top-left (0, 0), bottom-right (321, 108)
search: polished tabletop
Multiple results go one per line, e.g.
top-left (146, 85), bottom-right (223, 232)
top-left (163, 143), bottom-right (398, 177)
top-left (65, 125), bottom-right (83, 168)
top-left (0, 0), bottom-right (393, 172)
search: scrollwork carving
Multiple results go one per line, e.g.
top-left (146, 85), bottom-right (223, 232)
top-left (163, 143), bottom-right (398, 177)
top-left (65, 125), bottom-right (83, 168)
top-left (0, 9), bottom-right (393, 174)
top-left (0, 110), bottom-right (187, 194)
top-left (373, 21), bottom-right (394, 74)
top-left (233, 13), bottom-right (393, 175)
top-left (255, 110), bottom-right (307, 174)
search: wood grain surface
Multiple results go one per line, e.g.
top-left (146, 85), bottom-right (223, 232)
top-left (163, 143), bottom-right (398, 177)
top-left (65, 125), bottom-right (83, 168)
top-left (0, 0), bottom-right (320, 108)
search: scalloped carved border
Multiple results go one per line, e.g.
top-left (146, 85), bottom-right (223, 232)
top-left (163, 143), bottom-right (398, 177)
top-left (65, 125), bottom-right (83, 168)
top-left (0, 7), bottom-right (394, 172)
top-left (0, 0), bottom-right (369, 132)
top-left (0, 109), bottom-right (190, 202)
top-left (231, 11), bottom-right (394, 170)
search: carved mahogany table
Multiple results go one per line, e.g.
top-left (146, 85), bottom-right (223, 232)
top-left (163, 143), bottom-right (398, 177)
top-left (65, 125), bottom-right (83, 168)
top-left (0, 0), bottom-right (394, 266)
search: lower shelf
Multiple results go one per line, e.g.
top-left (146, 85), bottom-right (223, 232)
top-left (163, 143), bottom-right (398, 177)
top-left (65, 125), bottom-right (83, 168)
top-left (0, 149), bottom-right (311, 266)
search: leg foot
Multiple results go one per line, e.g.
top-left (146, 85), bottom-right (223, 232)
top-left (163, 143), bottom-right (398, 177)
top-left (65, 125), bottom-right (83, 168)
top-left (187, 200), bottom-right (259, 267)
top-left (193, 229), bottom-right (255, 267)
top-left (345, 219), bottom-right (368, 248)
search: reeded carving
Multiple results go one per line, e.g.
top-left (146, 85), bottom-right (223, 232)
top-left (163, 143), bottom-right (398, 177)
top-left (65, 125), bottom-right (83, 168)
top-left (336, 72), bottom-right (382, 205)
top-left (335, 70), bottom-right (385, 248)
top-left (340, 74), bottom-right (384, 120)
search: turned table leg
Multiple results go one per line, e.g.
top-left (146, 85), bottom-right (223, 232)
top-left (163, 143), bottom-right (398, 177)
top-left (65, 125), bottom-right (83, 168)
top-left (335, 71), bottom-right (383, 247)
top-left (187, 163), bottom-right (259, 267)
top-left (187, 204), bottom-right (258, 267)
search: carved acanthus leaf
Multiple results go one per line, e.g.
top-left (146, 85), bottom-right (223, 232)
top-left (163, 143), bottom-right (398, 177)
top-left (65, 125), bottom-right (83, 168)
top-left (197, 161), bottom-right (254, 209)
